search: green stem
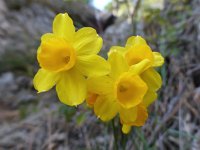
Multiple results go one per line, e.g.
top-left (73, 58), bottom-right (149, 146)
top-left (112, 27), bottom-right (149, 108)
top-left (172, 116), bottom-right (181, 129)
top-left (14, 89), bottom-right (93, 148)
top-left (112, 119), bottom-right (119, 150)
top-left (121, 132), bottom-right (127, 150)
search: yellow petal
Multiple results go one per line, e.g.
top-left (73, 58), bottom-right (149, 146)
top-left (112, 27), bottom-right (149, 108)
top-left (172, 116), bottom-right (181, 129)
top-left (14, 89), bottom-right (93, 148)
top-left (129, 59), bottom-right (151, 75)
top-left (116, 72), bottom-right (148, 109)
top-left (108, 51), bottom-right (129, 80)
top-left (125, 44), bottom-right (154, 66)
top-left (153, 52), bottom-right (164, 67)
top-left (125, 36), bottom-right (147, 49)
top-left (53, 13), bottom-right (75, 42)
top-left (132, 104), bottom-right (148, 126)
top-left (37, 46), bottom-right (42, 54)
top-left (74, 27), bottom-right (103, 55)
top-left (56, 69), bottom-right (86, 106)
top-left (41, 33), bottom-right (55, 42)
top-left (94, 95), bottom-right (118, 121)
top-left (75, 55), bottom-right (110, 77)
top-left (119, 106), bottom-right (138, 124)
top-left (141, 68), bottom-right (162, 91)
top-left (87, 76), bottom-right (113, 95)
top-left (33, 69), bottom-right (60, 93)
top-left (122, 124), bottom-right (131, 134)
top-left (142, 90), bottom-right (157, 107)
top-left (108, 46), bottom-right (127, 56)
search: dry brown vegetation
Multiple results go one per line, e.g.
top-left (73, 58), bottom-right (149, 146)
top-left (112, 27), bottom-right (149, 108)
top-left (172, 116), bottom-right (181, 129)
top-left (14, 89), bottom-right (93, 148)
top-left (0, 0), bottom-right (200, 149)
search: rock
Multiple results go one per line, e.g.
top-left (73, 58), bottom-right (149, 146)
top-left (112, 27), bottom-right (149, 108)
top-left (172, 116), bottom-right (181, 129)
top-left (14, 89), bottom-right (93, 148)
top-left (97, 12), bottom-right (116, 32)
top-left (0, 0), bottom-right (7, 13)
top-left (102, 18), bottom-right (132, 55)
top-left (0, 2), bottom-right (54, 53)
top-left (0, 72), bottom-right (17, 92)
top-left (0, 72), bottom-right (36, 108)
top-left (0, 0), bottom-right (115, 73)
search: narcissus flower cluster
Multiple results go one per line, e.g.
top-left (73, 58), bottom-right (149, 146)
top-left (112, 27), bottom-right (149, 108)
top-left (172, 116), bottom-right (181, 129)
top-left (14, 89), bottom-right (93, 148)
top-left (87, 36), bottom-right (164, 133)
top-left (33, 13), bottom-right (164, 134)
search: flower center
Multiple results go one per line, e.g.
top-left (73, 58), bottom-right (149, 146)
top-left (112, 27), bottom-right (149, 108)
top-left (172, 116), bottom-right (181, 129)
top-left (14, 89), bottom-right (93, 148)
top-left (115, 72), bottom-right (148, 108)
top-left (37, 37), bottom-right (76, 72)
top-left (119, 84), bottom-right (128, 92)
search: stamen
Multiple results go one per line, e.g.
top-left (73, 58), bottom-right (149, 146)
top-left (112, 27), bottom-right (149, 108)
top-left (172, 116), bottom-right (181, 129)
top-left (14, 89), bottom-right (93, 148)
top-left (119, 85), bottom-right (127, 92)
top-left (65, 56), bottom-right (70, 63)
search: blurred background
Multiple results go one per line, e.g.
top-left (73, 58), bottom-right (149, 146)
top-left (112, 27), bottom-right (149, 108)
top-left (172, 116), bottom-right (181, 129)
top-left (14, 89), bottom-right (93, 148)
top-left (0, 0), bottom-right (200, 149)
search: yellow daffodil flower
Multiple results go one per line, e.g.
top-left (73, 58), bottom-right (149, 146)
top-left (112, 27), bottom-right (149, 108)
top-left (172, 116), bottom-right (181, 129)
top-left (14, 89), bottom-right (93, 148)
top-left (108, 36), bottom-right (164, 133)
top-left (33, 13), bottom-right (110, 106)
top-left (87, 36), bottom-right (164, 134)
top-left (86, 51), bottom-right (150, 134)
top-left (110, 36), bottom-right (164, 108)
top-left (109, 36), bottom-right (164, 67)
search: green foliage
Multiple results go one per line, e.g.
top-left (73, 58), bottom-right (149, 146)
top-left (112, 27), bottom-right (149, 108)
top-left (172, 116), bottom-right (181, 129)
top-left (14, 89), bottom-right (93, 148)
top-left (19, 105), bottom-right (28, 119)
top-left (58, 104), bottom-right (76, 121)
top-left (58, 104), bottom-right (87, 126)
top-left (105, 2), bottom-right (112, 11)
top-left (76, 113), bottom-right (86, 126)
